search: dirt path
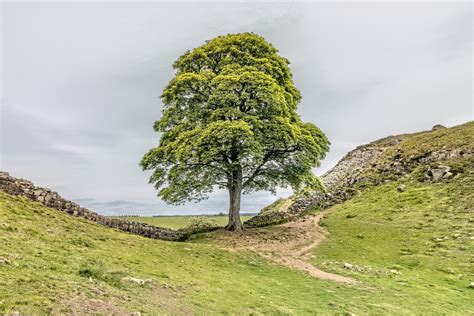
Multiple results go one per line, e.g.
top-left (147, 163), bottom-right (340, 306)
top-left (212, 211), bottom-right (356, 285)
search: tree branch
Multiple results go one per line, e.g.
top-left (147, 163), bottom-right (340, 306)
top-left (242, 146), bottom-right (300, 188)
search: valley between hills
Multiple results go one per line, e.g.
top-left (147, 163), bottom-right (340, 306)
top-left (0, 122), bottom-right (473, 314)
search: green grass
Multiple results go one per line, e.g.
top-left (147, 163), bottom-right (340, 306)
top-left (0, 191), bottom-right (395, 315)
top-left (312, 175), bottom-right (474, 314)
top-left (2, 171), bottom-right (472, 314)
top-left (1, 122), bottom-right (472, 314)
top-left (389, 121), bottom-right (473, 157)
top-left (304, 123), bottom-right (474, 314)
top-left (112, 215), bottom-right (252, 230)
top-left (0, 181), bottom-right (472, 314)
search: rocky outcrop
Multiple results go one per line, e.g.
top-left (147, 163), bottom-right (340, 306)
top-left (0, 172), bottom-right (186, 241)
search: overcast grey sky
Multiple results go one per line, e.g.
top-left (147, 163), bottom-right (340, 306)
top-left (1, 1), bottom-right (472, 215)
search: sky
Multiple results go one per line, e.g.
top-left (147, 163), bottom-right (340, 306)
top-left (1, 1), bottom-right (472, 215)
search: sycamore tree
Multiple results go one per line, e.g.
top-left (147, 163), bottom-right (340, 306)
top-left (141, 33), bottom-right (329, 231)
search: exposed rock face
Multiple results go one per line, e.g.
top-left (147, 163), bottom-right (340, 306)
top-left (0, 172), bottom-right (186, 241)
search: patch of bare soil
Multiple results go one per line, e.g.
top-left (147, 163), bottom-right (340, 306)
top-left (212, 211), bottom-right (356, 285)
top-left (52, 293), bottom-right (132, 315)
top-left (52, 283), bottom-right (194, 315)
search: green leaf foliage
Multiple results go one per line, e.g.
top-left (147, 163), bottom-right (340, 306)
top-left (141, 33), bottom-right (330, 204)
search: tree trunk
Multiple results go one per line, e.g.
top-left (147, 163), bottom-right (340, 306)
top-left (226, 169), bottom-right (243, 231)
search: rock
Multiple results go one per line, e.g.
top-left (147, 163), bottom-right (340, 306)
top-left (427, 166), bottom-right (450, 182)
top-left (468, 282), bottom-right (474, 289)
top-left (123, 277), bottom-right (147, 285)
top-left (431, 124), bottom-right (446, 131)
top-left (396, 185), bottom-right (406, 192)
top-left (429, 169), bottom-right (445, 181)
top-left (442, 172), bottom-right (453, 179)
top-left (343, 263), bottom-right (353, 269)
top-left (0, 257), bottom-right (10, 265)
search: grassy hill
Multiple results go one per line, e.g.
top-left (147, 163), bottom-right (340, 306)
top-left (309, 122), bottom-right (474, 313)
top-left (1, 122), bottom-right (473, 314)
top-left (0, 191), bottom-right (410, 314)
top-left (314, 177), bottom-right (473, 313)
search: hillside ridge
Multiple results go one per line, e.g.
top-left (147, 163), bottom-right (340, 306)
top-left (246, 122), bottom-right (474, 227)
top-left (0, 172), bottom-right (184, 241)
top-left (1, 121), bottom-right (473, 314)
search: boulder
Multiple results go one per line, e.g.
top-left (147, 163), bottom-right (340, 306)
top-left (343, 263), bottom-right (353, 269)
top-left (122, 276), bottom-right (149, 285)
top-left (427, 166), bottom-right (451, 182)
top-left (396, 185), bottom-right (406, 192)
top-left (431, 124), bottom-right (446, 131)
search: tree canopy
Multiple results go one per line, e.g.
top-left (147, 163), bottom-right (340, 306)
top-left (141, 33), bottom-right (330, 230)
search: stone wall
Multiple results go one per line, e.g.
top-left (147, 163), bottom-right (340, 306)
top-left (0, 171), bottom-right (186, 241)
top-left (245, 131), bottom-right (473, 228)
top-left (245, 143), bottom-right (384, 227)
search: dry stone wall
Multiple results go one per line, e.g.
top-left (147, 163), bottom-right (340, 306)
top-left (245, 130), bottom-right (473, 228)
top-left (245, 143), bottom-right (385, 227)
top-left (0, 171), bottom-right (186, 241)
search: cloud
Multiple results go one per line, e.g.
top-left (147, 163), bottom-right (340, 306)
top-left (1, 1), bottom-right (472, 215)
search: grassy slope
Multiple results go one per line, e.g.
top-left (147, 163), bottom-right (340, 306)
top-left (314, 178), bottom-right (473, 314)
top-left (312, 122), bottom-right (474, 314)
top-left (1, 122), bottom-right (472, 314)
top-left (0, 192), bottom-right (395, 315)
top-left (112, 215), bottom-right (252, 230)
